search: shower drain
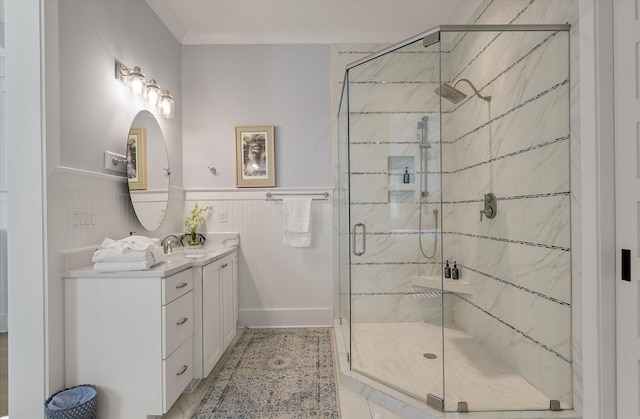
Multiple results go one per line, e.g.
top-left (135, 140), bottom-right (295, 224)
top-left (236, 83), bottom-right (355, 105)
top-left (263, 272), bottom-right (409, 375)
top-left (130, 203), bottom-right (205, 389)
top-left (423, 353), bottom-right (437, 359)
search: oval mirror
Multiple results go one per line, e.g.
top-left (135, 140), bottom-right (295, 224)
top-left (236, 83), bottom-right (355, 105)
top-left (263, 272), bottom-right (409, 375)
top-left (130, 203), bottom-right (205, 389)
top-left (126, 110), bottom-right (170, 231)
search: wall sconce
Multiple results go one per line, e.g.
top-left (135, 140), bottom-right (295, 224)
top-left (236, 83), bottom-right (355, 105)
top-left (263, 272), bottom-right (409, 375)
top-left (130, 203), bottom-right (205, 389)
top-left (159, 90), bottom-right (175, 119)
top-left (115, 60), bottom-right (175, 119)
top-left (145, 79), bottom-right (161, 106)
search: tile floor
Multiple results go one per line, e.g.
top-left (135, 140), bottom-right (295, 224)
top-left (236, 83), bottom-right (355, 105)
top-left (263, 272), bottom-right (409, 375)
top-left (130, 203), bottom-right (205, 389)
top-left (350, 322), bottom-right (558, 412)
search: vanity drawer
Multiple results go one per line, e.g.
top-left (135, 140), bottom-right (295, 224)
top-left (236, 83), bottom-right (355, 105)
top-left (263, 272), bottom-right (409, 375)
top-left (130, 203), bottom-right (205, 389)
top-left (163, 336), bottom-right (193, 413)
top-left (163, 269), bottom-right (193, 304)
top-left (162, 291), bottom-right (193, 358)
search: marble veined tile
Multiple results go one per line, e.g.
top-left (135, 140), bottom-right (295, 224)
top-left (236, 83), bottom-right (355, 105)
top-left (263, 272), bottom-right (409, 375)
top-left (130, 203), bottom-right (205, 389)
top-left (349, 143), bottom-right (419, 174)
top-left (448, 196), bottom-right (570, 250)
top-left (498, 320), bottom-right (573, 408)
top-left (450, 125), bottom-right (492, 173)
top-left (351, 294), bottom-right (448, 323)
top-left (351, 233), bottom-right (424, 264)
top-left (453, 235), bottom-right (571, 304)
top-left (482, 35), bottom-right (568, 121)
top-left (473, 0), bottom-right (532, 24)
top-left (350, 173), bottom-right (389, 204)
top-left (349, 113), bottom-right (440, 144)
top-left (349, 203), bottom-right (421, 234)
top-left (446, 138), bottom-right (570, 203)
top-left (349, 50), bottom-right (440, 83)
top-left (348, 83), bottom-right (440, 114)
top-left (485, 279), bottom-right (571, 359)
top-left (456, 299), bottom-right (572, 407)
top-left (351, 263), bottom-right (423, 294)
top-left (513, 0), bottom-right (577, 26)
top-left (490, 86), bottom-right (569, 160)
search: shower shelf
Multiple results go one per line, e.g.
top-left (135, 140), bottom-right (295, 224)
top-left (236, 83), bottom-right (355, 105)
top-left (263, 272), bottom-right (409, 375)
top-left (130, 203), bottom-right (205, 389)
top-left (412, 275), bottom-right (475, 295)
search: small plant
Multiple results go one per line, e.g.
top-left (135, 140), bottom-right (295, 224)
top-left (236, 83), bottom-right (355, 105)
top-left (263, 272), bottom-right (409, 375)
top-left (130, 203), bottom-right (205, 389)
top-left (182, 202), bottom-right (212, 246)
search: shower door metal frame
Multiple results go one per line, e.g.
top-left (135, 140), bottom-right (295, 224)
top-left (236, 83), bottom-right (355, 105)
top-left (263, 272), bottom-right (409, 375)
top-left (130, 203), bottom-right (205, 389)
top-left (345, 24), bottom-right (571, 72)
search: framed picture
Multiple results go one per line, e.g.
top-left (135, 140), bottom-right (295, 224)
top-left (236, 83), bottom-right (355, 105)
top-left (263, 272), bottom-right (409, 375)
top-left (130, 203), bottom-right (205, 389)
top-left (235, 125), bottom-right (275, 187)
top-left (127, 127), bottom-right (147, 190)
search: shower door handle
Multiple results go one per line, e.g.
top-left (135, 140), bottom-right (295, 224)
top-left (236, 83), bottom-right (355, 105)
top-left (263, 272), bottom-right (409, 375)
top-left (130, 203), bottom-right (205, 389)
top-left (352, 223), bottom-right (367, 256)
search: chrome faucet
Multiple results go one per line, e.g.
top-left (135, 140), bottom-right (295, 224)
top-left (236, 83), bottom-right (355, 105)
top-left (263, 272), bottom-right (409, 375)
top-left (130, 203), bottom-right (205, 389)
top-left (161, 234), bottom-right (182, 254)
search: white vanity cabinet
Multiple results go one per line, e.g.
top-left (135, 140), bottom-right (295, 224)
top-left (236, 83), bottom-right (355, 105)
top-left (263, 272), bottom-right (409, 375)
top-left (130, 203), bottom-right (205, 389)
top-left (64, 267), bottom-right (194, 419)
top-left (193, 250), bottom-right (238, 379)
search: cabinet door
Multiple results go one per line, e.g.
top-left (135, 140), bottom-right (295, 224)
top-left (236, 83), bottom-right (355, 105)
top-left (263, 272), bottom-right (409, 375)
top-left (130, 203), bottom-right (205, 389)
top-left (232, 252), bottom-right (238, 327)
top-left (222, 255), bottom-right (236, 349)
top-left (202, 260), bottom-right (223, 377)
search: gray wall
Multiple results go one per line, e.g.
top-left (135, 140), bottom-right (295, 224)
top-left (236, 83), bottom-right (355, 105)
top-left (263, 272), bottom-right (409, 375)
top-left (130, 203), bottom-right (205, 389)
top-left (58, 0), bottom-right (183, 186)
top-left (182, 44), bottom-right (331, 188)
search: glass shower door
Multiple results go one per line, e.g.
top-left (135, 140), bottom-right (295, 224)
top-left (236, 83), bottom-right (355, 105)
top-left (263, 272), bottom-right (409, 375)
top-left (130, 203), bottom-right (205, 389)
top-left (347, 36), bottom-right (444, 405)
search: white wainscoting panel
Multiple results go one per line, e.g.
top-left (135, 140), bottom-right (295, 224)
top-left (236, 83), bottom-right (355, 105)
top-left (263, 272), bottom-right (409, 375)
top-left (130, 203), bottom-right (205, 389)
top-left (185, 188), bottom-right (333, 327)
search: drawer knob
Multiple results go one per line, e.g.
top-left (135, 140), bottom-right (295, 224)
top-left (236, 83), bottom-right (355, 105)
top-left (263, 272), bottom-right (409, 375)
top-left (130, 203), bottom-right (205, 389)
top-left (177, 365), bottom-right (188, 376)
top-left (176, 282), bottom-right (188, 289)
top-left (176, 317), bottom-right (188, 326)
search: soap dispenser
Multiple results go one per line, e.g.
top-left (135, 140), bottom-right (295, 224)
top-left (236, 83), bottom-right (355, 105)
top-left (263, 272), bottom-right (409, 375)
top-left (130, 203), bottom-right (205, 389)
top-left (403, 167), bottom-right (410, 184)
top-left (452, 261), bottom-right (459, 280)
top-left (444, 260), bottom-right (451, 279)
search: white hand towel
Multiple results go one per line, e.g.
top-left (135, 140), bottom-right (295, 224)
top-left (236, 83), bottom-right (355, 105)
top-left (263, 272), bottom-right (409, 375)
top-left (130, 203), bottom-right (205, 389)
top-left (283, 198), bottom-right (312, 248)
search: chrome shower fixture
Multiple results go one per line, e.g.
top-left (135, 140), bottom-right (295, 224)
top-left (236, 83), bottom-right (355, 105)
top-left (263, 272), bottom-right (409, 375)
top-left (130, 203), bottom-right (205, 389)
top-left (435, 78), bottom-right (491, 104)
top-left (417, 116), bottom-right (430, 148)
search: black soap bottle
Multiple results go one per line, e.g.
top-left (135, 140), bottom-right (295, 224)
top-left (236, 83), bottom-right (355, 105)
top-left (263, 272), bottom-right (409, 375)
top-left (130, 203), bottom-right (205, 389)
top-left (403, 167), bottom-right (410, 184)
top-left (444, 260), bottom-right (451, 279)
top-left (452, 261), bottom-right (459, 280)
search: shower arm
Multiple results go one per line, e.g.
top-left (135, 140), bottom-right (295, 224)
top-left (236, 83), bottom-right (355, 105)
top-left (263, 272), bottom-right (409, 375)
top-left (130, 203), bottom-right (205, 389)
top-left (452, 78), bottom-right (491, 102)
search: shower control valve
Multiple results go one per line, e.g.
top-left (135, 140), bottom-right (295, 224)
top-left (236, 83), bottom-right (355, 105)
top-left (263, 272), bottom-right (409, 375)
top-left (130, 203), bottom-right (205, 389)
top-left (479, 193), bottom-right (497, 221)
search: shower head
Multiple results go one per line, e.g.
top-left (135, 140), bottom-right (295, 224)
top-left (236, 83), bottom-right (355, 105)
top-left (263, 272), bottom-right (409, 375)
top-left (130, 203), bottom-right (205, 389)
top-left (435, 78), bottom-right (491, 104)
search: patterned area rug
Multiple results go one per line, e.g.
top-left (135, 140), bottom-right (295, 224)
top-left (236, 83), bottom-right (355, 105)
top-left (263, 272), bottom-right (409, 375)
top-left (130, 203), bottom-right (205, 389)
top-left (192, 328), bottom-right (339, 418)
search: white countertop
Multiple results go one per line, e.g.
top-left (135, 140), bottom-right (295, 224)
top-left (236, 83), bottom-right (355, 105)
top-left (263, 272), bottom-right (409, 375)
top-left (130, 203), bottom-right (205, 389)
top-left (62, 232), bottom-right (240, 278)
top-left (64, 244), bottom-right (237, 278)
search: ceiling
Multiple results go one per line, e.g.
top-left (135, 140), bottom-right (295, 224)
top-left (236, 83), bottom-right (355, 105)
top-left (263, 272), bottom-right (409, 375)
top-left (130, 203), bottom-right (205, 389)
top-left (146, 0), bottom-right (483, 45)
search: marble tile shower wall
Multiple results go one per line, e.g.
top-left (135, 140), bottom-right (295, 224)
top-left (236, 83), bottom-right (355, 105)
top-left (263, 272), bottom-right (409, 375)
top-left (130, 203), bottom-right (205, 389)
top-left (346, 42), bottom-right (450, 324)
top-left (441, 18), bottom-right (572, 406)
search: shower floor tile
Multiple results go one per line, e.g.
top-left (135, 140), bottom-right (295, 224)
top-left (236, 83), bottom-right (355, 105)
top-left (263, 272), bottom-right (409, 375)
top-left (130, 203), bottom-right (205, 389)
top-left (351, 322), bottom-right (553, 412)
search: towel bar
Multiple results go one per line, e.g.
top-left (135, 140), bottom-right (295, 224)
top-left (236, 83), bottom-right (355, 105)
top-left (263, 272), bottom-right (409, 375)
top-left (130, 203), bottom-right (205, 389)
top-left (265, 192), bottom-right (329, 201)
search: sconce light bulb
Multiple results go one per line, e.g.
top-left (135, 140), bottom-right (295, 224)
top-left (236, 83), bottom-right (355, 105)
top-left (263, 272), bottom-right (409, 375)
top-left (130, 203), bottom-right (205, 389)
top-left (131, 79), bottom-right (144, 96)
top-left (146, 79), bottom-right (161, 106)
top-left (159, 90), bottom-right (175, 119)
top-left (148, 91), bottom-right (158, 105)
top-left (128, 66), bottom-right (146, 97)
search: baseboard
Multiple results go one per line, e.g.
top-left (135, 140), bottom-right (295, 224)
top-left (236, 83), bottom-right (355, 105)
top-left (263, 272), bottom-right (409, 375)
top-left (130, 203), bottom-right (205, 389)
top-left (238, 308), bottom-right (332, 327)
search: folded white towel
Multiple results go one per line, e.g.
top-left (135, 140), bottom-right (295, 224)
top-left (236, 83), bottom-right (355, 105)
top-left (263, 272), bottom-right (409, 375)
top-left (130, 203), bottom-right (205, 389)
top-left (100, 236), bottom-right (160, 252)
top-left (93, 248), bottom-right (152, 263)
top-left (92, 236), bottom-right (165, 265)
top-left (283, 198), bottom-right (312, 248)
top-left (93, 258), bottom-right (154, 273)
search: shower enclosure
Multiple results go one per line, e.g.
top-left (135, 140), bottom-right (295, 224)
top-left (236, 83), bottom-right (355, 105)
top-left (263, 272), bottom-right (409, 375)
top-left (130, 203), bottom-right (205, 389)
top-left (337, 25), bottom-right (571, 413)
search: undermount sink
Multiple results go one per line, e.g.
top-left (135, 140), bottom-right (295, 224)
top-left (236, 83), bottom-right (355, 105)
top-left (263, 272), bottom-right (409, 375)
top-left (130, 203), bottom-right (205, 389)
top-left (182, 253), bottom-right (206, 258)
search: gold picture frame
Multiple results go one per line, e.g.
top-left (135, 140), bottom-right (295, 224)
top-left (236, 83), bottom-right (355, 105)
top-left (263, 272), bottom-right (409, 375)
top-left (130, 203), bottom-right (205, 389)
top-left (127, 127), bottom-right (147, 190)
top-left (235, 125), bottom-right (275, 188)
